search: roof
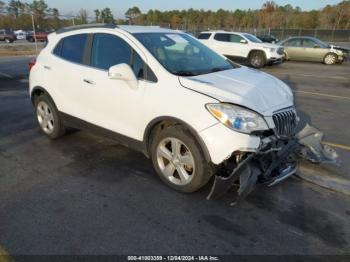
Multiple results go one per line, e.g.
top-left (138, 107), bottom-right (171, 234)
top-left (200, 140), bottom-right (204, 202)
top-left (55, 24), bottom-right (178, 35)
top-left (118, 25), bottom-right (176, 34)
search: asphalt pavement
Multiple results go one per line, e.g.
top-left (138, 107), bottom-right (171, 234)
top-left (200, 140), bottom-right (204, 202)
top-left (0, 56), bottom-right (350, 256)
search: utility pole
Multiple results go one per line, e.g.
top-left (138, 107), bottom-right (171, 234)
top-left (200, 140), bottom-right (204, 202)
top-left (31, 13), bottom-right (38, 55)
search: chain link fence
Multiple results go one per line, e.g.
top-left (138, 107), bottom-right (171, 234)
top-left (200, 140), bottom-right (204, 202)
top-left (156, 23), bottom-right (350, 43)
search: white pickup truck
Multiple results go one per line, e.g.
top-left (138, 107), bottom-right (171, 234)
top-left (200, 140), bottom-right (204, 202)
top-left (198, 31), bottom-right (284, 68)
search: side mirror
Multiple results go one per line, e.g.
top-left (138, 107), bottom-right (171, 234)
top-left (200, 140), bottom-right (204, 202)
top-left (108, 63), bottom-right (138, 89)
top-left (314, 44), bottom-right (320, 48)
top-left (240, 39), bottom-right (248, 44)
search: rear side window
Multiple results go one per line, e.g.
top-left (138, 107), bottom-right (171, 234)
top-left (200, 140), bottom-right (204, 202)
top-left (214, 33), bottom-right (230, 42)
top-left (91, 33), bottom-right (132, 70)
top-left (198, 33), bottom-right (211, 40)
top-left (56, 34), bottom-right (88, 64)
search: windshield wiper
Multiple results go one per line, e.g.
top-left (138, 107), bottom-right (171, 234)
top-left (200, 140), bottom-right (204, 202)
top-left (173, 70), bottom-right (198, 76)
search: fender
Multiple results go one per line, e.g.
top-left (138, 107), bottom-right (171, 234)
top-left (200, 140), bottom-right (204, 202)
top-left (143, 116), bottom-right (212, 163)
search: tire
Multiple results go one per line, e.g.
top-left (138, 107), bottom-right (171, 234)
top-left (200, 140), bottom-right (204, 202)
top-left (4, 38), bottom-right (11, 43)
top-left (323, 53), bottom-right (337, 65)
top-left (34, 93), bottom-right (65, 139)
top-left (150, 125), bottom-right (213, 193)
top-left (248, 51), bottom-right (266, 68)
top-left (282, 52), bottom-right (288, 62)
top-left (28, 37), bottom-right (34, 42)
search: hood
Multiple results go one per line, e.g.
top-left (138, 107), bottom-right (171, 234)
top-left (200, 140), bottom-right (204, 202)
top-left (179, 67), bottom-right (294, 115)
top-left (256, 42), bottom-right (281, 48)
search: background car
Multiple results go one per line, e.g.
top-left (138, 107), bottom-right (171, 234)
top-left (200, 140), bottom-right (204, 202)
top-left (26, 31), bottom-right (48, 42)
top-left (14, 30), bottom-right (27, 40)
top-left (256, 34), bottom-right (279, 43)
top-left (0, 29), bottom-right (17, 43)
top-left (278, 36), bottom-right (348, 65)
top-left (198, 31), bottom-right (284, 68)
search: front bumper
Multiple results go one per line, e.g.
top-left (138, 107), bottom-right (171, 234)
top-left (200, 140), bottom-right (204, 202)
top-left (207, 124), bottom-right (339, 204)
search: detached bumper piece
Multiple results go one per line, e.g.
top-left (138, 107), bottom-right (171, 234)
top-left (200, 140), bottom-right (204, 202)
top-left (207, 125), bottom-right (339, 204)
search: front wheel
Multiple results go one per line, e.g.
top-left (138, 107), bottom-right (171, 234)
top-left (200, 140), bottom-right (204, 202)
top-left (248, 51), bottom-right (266, 68)
top-left (323, 53), bottom-right (337, 65)
top-left (151, 126), bottom-right (213, 193)
top-left (4, 38), bottom-right (12, 43)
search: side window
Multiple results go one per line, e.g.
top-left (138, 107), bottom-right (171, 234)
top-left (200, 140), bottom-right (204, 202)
top-left (286, 39), bottom-right (302, 47)
top-left (229, 34), bottom-right (244, 43)
top-left (60, 34), bottom-right (88, 64)
top-left (131, 50), bottom-right (158, 82)
top-left (302, 39), bottom-right (316, 48)
top-left (131, 51), bottom-right (144, 79)
top-left (91, 33), bottom-right (132, 70)
top-left (198, 33), bottom-right (211, 40)
top-left (214, 33), bottom-right (230, 42)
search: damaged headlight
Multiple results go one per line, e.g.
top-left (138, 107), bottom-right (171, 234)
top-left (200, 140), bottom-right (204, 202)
top-left (206, 103), bottom-right (269, 134)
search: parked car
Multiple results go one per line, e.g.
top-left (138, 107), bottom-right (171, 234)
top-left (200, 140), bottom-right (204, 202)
top-left (256, 34), bottom-right (279, 44)
top-left (26, 31), bottom-right (48, 42)
top-left (278, 36), bottom-right (348, 65)
top-left (198, 31), bottom-right (284, 68)
top-left (29, 25), bottom-right (337, 200)
top-left (14, 30), bottom-right (27, 40)
top-left (0, 29), bottom-right (17, 43)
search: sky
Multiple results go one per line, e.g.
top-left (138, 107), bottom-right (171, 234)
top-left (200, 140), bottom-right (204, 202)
top-left (42, 0), bottom-right (343, 18)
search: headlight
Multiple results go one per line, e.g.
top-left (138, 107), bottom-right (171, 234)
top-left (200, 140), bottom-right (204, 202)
top-left (264, 46), bottom-right (275, 52)
top-left (206, 103), bottom-right (269, 134)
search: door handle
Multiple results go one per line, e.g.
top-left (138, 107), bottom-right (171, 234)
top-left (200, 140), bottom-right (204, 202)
top-left (83, 79), bottom-right (95, 85)
top-left (43, 65), bottom-right (51, 70)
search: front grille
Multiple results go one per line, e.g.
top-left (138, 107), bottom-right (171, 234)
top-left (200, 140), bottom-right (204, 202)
top-left (277, 47), bottom-right (284, 55)
top-left (272, 108), bottom-right (297, 137)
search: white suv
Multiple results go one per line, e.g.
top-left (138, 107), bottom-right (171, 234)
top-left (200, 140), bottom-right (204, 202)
top-left (198, 31), bottom-right (284, 68)
top-left (29, 25), bottom-right (335, 200)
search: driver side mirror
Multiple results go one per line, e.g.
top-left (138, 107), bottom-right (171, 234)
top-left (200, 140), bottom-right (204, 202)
top-left (314, 44), bottom-right (320, 48)
top-left (108, 63), bottom-right (138, 89)
top-left (240, 39), bottom-right (248, 44)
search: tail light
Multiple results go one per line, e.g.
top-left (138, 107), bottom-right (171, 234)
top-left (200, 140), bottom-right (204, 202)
top-left (28, 58), bottom-right (36, 71)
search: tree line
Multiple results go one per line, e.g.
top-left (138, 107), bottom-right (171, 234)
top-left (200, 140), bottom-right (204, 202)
top-left (0, 0), bottom-right (349, 31)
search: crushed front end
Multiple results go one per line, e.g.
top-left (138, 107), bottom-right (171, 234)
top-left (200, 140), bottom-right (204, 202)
top-left (207, 107), bottom-right (339, 204)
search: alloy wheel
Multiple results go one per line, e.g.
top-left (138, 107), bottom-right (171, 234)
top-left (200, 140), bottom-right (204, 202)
top-left (325, 54), bottom-right (336, 65)
top-left (36, 101), bottom-right (55, 134)
top-left (156, 137), bottom-right (195, 186)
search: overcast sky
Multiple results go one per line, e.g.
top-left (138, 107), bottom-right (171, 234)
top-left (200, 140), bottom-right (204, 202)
top-left (42, 0), bottom-right (342, 18)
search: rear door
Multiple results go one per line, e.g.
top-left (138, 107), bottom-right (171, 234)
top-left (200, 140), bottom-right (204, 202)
top-left (50, 33), bottom-right (90, 119)
top-left (283, 38), bottom-right (303, 60)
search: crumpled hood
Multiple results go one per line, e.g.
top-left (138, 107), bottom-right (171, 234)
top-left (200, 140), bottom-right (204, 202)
top-left (179, 66), bottom-right (294, 115)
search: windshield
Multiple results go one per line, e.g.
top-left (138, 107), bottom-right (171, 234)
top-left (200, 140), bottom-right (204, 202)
top-left (242, 33), bottom-right (262, 43)
top-left (133, 33), bottom-right (238, 76)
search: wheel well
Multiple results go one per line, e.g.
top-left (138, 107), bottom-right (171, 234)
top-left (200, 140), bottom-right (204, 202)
top-left (144, 117), bottom-right (211, 162)
top-left (248, 49), bottom-right (266, 59)
top-left (30, 87), bottom-right (54, 105)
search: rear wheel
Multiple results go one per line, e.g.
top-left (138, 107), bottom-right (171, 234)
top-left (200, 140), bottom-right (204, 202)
top-left (151, 125), bottom-right (212, 193)
top-left (248, 51), bottom-right (266, 68)
top-left (34, 94), bottom-right (65, 139)
top-left (323, 53), bottom-right (337, 65)
top-left (4, 38), bottom-right (11, 43)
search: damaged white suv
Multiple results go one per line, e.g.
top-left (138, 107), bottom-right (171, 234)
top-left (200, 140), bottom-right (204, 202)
top-left (29, 25), bottom-right (337, 201)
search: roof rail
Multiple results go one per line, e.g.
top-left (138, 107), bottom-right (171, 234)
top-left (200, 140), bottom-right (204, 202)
top-left (56, 23), bottom-right (118, 34)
